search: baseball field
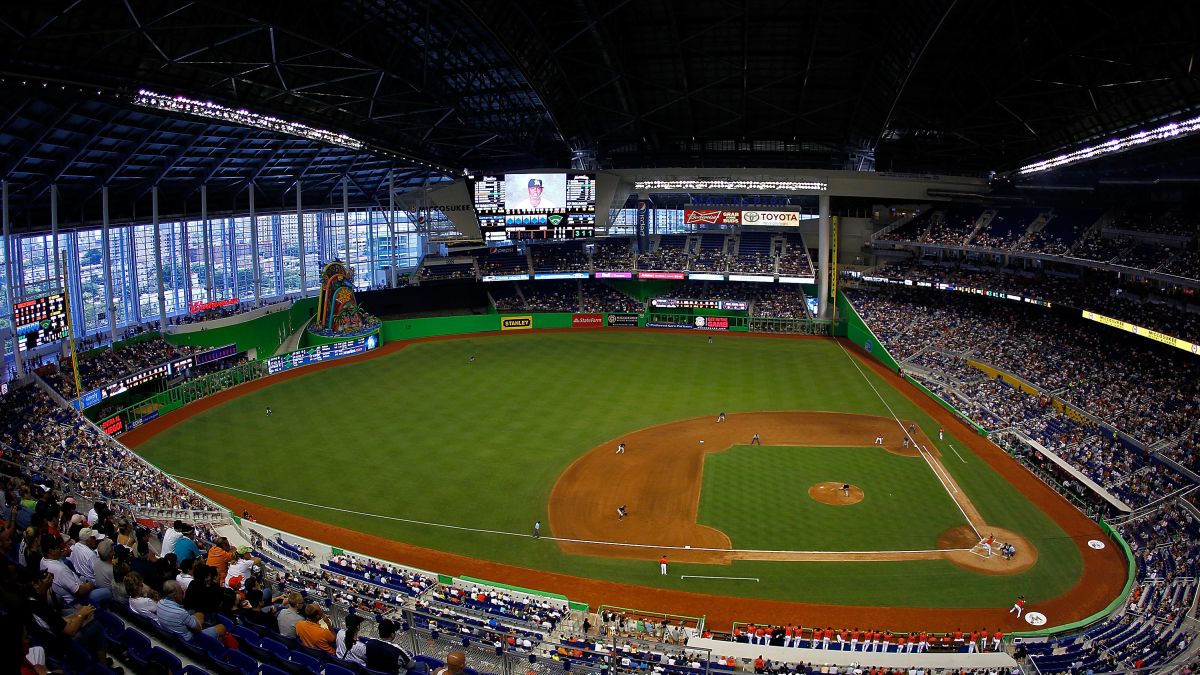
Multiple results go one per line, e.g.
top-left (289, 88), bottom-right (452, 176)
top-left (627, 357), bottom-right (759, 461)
top-left (124, 329), bottom-right (1128, 629)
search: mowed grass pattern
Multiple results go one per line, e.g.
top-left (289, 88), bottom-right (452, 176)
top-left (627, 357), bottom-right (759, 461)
top-left (136, 331), bottom-right (1084, 607)
top-left (698, 446), bottom-right (968, 551)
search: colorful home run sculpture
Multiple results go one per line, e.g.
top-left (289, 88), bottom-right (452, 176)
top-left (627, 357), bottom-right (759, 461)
top-left (311, 261), bottom-right (380, 337)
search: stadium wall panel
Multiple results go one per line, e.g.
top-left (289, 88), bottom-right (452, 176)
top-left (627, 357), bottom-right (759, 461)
top-left (165, 298), bottom-right (317, 358)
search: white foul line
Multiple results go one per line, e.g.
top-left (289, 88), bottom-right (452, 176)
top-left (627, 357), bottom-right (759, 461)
top-left (835, 341), bottom-right (981, 540)
top-left (949, 444), bottom-right (968, 464)
top-left (174, 475), bottom-right (974, 556)
top-left (681, 575), bottom-right (759, 582)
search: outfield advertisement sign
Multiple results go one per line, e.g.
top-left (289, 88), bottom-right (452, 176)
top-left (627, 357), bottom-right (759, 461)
top-left (1082, 310), bottom-right (1200, 355)
top-left (500, 315), bottom-right (533, 331)
top-left (605, 313), bottom-right (639, 327)
top-left (534, 272), bottom-right (589, 280)
top-left (687, 273), bottom-right (725, 281)
top-left (646, 322), bottom-right (693, 329)
top-left (638, 271), bottom-right (686, 280)
top-left (481, 274), bottom-right (530, 282)
top-left (594, 271), bottom-right (632, 279)
top-left (572, 313), bottom-right (603, 328)
top-left (741, 210), bottom-right (804, 226)
top-left (266, 334), bottom-right (379, 375)
top-left (778, 276), bottom-right (816, 284)
top-left (683, 209), bottom-right (742, 226)
top-left (728, 274), bottom-right (775, 283)
top-left (694, 316), bottom-right (729, 330)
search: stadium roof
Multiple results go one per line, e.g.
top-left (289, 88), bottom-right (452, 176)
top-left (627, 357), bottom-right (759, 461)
top-left (2, 1), bottom-right (1199, 224)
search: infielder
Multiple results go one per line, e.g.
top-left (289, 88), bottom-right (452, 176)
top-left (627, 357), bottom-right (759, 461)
top-left (1009, 595), bottom-right (1026, 617)
top-left (617, 505), bottom-right (627, 521)
top-left (751, 433), bottom-right (761, 445)
top-left (659, 555), bottom-right (668, 575)
top-left (874, 434), bottom-right (883, 445)
top-left (616, 442), bottom-right (625, 454)
top-left (717, 411), bottom-right (726, 423)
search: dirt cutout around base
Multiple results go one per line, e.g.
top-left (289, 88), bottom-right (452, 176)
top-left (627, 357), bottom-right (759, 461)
top-left (548, 411), bottom-right (982, 565)
top-left (809, 482), bottom-right (865, 506)
top-left (938, 525), bottom-right (1039, 576)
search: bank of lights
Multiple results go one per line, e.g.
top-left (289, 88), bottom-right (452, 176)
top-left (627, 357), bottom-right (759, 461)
top-left (1018, 114), bottom-right (1200, 175)
top-left (134, 90), bottom-right (365, 150)
top-left (633, 179), bottom-right (827, 192)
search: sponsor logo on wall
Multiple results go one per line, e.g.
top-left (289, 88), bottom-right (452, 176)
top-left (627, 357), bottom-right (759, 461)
top-left (683, 209), bottom-right (742, 226)
top-left (572, 313), bottom-right (603, 327)
top-left (741, 210), bottom-right (801, 226)
top-left (500, 315), bottom-right (533, 330)
top-left (694, 316), bottom-right (729, 331)
top-left (606, 313), bottom-right (639, 327)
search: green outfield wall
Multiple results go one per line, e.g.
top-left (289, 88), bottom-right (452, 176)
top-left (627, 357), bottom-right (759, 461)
top-left (836, 292), bottom-right (901, 371)
top-left (165, 298), bottom-right (316, 357)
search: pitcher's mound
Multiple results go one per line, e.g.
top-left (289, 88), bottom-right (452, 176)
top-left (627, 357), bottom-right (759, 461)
top-left (938, 525), bottom-right (1038, 576)
top-left (808, 482), bottom-right (864, 506)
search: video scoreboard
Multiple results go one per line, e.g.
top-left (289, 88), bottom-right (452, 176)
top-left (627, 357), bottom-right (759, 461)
top-left (14, 293), bottom-right (68, 352)
top-left (267, 334), bottom-right (379, 375)
top-left (471, 172), bottom-right (596, 242)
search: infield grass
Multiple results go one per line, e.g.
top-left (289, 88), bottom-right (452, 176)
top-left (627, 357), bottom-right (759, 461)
top-left (137, 331), bottom-right (1084, 607)
top-left (698, 445), bottom-right (968, 551)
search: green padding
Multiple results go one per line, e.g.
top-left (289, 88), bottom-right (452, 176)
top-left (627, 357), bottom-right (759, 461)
top-left (437, 574), bottom-right (454, 585)
top-left (1010, 518), bottom-right (1134, 638)
top-left (166, 298), bottom-right (317, 359)
top-left (457, 575), bottom-right (573, 605)
top-left (836, 293), bottom-right (901, 371)
top-left (380, 313), bottom-right (577, 341)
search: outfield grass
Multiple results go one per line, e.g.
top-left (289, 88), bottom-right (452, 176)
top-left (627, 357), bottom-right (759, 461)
top-left (698, 445), bottom-right (968, 551)
top-left (137, 331), bottom-right (1083, 607)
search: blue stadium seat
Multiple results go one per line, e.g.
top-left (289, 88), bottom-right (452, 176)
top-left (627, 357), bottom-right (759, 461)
top-left (259, 665), bottom-right (290, 675)
top-left (223, 650), bottom-right (260, 675)
top-left (323, 664), bottom-right (356, 675)
top-left (183, 666), bottom-right (214, 675)
top-left (150, 645), bottom-right (185, 675)
top-left (261, 637), bottom-right (290, 661)
top-left (288, 650), bottom-right (323, 671)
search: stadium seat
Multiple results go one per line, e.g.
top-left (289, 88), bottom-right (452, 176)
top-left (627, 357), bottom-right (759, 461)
top-left (149, 645), bottom-right (185, 675)
top-left (323, 664), bottom-right (356, 675)
top-left (261, 637), bottom-right (290, 662)
top-left (223, 650), bottom-right (260, 675)
top-left (232, 625), bottom-right (262, 647)
top-left (183, 667), bottom-right (215, 675)
top-left (259, 665), bottom-right (290, 675)
top-left (288, 650), bottom-right (323, 671)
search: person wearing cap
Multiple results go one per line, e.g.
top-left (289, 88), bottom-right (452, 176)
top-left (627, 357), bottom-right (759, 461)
top-left (69, 528), bottom-right (104, 583)
top-left (513, 177), bottom-right (558, 210)
top-left (173, 524), bottom-right (202, 565)
top-left (39, 534), bottom-right (110, 608)
top-left (365, 618), bottom-right (430, 675)
top-left (434, 650), bottom-right (467, 675)
top-left (224, 545), bottom-right (260, 588)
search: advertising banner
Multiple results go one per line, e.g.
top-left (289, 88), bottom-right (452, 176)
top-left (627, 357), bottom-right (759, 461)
top-left (188, 297), bottom-right (239, 314)
top-left (741, 210), bottom-right (802, 226)
top-left (500, 315), bottom-right (533, 331)
top-left (534, 272), bottom-right (589, 280)
top-left (1082, 310), bottom-right (1199, 354)
top-left (481, 274), bottom-right (531, 282)
top-left (101, 415), bottom-right (124, 436)
top-left (646, 322), bottom-right (693, 329)
top-left (594, 271), bottom-right (633, 279)
top-left (572, 313), bottom-right (603, 328)
top-left (637, 271), bottom-right (686, 280)
top-left (694, 316), bottom-right (730, 330)
top-left (687, 273), bottom-right (725, 281)
top-left (606, 313), bottom-right (639, 327)
top-left (683, 209), bottom-right (742, 226)
top-left (728, 274), bottom-right (775, 283)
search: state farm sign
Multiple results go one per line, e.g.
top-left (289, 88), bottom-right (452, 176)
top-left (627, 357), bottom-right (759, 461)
top-left (741, 210), bottom-right (801, 226)
top-left (684, 209), bottom-right (742, 226)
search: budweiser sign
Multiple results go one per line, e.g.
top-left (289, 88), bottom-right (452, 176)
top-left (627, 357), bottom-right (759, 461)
top-left (684, 209), bottom-right (741, 226)
top-left (741, 210), bottom-right (801, 226)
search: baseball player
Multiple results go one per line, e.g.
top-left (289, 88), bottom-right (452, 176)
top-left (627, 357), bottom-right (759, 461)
top-left (533, 521), bottom-right (541, 538)
top-left (872, 630), bottom-right (883, 653)
top-left (938, 427), bottom-right (944, 440)
top-left (917, 632), bottom-right (928, 653)
top-left (835, 628), bottom-right (846, 651)
top-left (659, 555), bottom-right (668, 575)
top-left (984, 534), bottom-right (995, 558)
top-left (849, 628), bottom-right (860, 652)
top-left (967, 629), bottom-right (978, 653)
top-left (617, 505), bottom-right (627, 522)
top-left (1009, 595), bottom-right (1026, 617)
top-left (991, 629), bottom-right (1003, 652)
top-left (266, 406), bottom-right (272, 416)
top-left (717, 411), bottom-right (726, 423)
top-left (822, 627), bottom-right (832, 650)
top-left (751, 433), bottom-right (761, 445)
top-left (874, 434), bottom-right (883, 445)
top-left (783, 624), bottom-right (795, 648)
top-left (468, 355), bottom-right (476, 364)
top-left (616, 442), bottom-right (625, 454)
top-left (902, 437), bottom-right (910, 449)
top-left (842, 483), bottom-right (851, 497)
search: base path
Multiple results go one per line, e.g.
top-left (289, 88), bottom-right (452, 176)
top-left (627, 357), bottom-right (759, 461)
top-left (132, 331), bottom-right (1128, 631)
top-left (548, 411), bottom-right (982, 564)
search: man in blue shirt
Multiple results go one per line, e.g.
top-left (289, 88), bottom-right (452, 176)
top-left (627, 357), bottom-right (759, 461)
top-left (173, 525), bottom-right (202, 566)
top-left (156, 580), bottom-right (226, 642)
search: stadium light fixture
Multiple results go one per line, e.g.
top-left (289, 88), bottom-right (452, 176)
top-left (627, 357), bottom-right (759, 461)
top-left (1017, 113), bottom-right (1200, 176)
top-left (134, 89), bottom-right (365, 150)
top-left (633, 178), bottom-right (827, 192)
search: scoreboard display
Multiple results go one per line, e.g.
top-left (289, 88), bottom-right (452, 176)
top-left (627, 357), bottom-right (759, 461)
top-left (267, 334), bottom-right (379, 375)
top-left (14, 293), bottom-right (68, 352)
top-left (472, 176), bottom-right (505, 215)
top-left (471, 172), bottom-right (596, 242)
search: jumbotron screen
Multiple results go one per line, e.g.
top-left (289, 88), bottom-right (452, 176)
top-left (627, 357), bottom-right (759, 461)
top-left (14, 293), bottom-right (68, 352)
top-left (472, 172), bottom-right (596, 242)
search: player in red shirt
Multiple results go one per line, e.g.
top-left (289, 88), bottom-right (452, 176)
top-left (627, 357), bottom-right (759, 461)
top-left (991, 629), bottom-right (1004, 651)
top-left (812, 627), bottom-right (823, 649)
top-left (850, 628), bottom-right (861, 652)
top-left (917, 631), bottom-right (928, 653)
top-left (784, 623), bottom-right (795, 648)
top-left (1009, 595), bottom-right (1026, 617)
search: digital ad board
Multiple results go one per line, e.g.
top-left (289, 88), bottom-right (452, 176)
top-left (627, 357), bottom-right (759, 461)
top-left (267, 334), bottom-right (379, 375)
top-left (504, 173), bottom-right (567, 214)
